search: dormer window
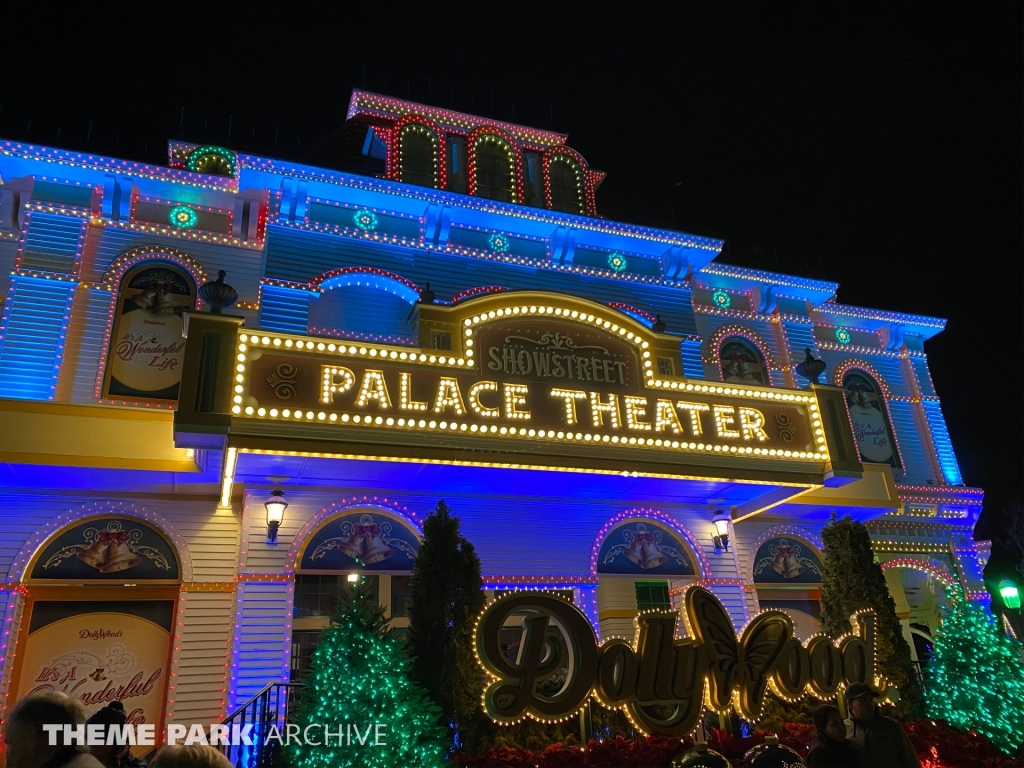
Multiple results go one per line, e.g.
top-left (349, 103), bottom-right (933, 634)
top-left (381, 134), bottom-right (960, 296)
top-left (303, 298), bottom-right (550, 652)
top-left (546, 153), bottom-right (586, 214)
top-left (469, 130), bottom-right (520, 203)
top-left (397, 121), bottom-right (443, 189)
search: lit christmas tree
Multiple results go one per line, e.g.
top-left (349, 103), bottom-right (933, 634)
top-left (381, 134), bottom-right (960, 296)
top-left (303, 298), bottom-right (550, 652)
top-left (288, 580), bottom-right (447, 768)
top-left (926, 583), bottom-right (1024, 755)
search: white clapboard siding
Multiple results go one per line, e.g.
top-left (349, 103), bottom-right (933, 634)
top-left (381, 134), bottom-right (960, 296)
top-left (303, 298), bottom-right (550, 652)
top-left (597, 578), bottom-right (638, 641)
top-left (0, 497), bottom-right (238, 724)
top-left (886, 401), bottom-right (934, 484)
top-left (54, 288), bottom-right (110, 403)
top-left (241, 491), bottom-right (718, 583)
top-left (230, 582), bottom-right (291, 710)
top-left (262, 227), bottom-right (701, 336)
top-left (83, 228), bottom-right (265, 310)
top-left (168, 591), bottom-right (233, 726)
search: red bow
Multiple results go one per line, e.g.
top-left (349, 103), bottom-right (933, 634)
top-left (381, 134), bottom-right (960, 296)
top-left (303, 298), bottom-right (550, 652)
top-left (353, 524), bottom-right (380, 536)
top-left (633, 532), bottom-right (653, 544)
top-left (97, 531), bottom-right (129, 543)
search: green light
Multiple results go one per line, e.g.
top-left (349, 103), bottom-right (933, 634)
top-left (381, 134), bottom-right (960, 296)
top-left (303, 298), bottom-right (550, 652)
top-left (168, 205), bottom-right (198, 229)
top-left (186, 145), bottom-right (237, 177)
top-left (835, 327), bottom-right (851, 345)
top-left (607, 252), bottom-right (627, 272)
top-left (712, 289), bottom-right (731, 308)
top-left (288, 580), bottom-right (447, 767)
top-left (353, 209), bottom-right (379, 231)
top-left (1000, 580), bottom-right (1020, 609)
top-left (925, 582), bottom-right (1024, 755)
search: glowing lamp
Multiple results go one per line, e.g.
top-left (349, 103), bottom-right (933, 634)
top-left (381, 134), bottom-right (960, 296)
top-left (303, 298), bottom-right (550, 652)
top-left (347, 573), bottom-right (360, 583)
top-left (712, 511), bottom-right (731, 552)
top-left (1000, 580), bottom-right (1021, 610)
top-left (264, 490), bottom-right (288, 544)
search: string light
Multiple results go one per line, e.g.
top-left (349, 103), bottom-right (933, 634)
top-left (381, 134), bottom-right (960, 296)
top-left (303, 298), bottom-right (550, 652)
top-left (607, 252), bottom-right (627, 272)
top-left (926, 583), bottom-right (1024, 755)
top-left (168, 205), bottom-right (198, 229)
top-left (712, 290), bottom-right (732, 308)
top-left (185, 145), bottom-right (238, 177)
top-left (487, 233), bottom-right (510, 253)
top-left (834, 327), bottom-right (852, 345)
top-left (353, 208), bottom-right (379, 231)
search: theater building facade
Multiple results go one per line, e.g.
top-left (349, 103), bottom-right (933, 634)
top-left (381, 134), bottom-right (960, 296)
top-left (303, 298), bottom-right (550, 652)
top-left (0, 91), bottom-right (986, 736)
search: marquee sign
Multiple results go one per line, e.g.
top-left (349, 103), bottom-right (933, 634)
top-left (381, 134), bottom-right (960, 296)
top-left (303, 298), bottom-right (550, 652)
top-left (220, 294), bottom-right (833, 477)
top-left (474, 588), bottom-right (882, 736)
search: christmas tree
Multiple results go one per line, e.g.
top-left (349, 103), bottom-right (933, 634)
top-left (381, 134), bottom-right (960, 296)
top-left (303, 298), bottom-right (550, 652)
top-left (288, 579), bottom-right (447, 768)
top-left (406, 500), bottom-right (488, 752)
top-left (818, 514), bottom-right (923, 718)
top-left (926, 584), bottom-right (1024, 755)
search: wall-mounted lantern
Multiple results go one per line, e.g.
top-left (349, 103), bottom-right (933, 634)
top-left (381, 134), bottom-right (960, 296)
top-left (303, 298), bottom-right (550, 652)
top-left (712, 511), bottom-right (731, 553)
top-left (264, 489), bottom-right (288, 544)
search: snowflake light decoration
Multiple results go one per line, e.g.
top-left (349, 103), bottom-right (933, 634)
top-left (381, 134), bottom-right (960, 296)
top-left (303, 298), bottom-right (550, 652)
top-left (607, 252), bottom-right (628, 272)
top-left (168, 205), bottom-right (198, 229)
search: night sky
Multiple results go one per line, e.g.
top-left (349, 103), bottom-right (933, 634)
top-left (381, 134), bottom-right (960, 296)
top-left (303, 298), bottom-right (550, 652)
top-left (2, 6), bottom-right (1020, 534)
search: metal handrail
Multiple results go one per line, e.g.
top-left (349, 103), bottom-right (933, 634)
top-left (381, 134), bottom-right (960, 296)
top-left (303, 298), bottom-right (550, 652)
top-left (218, 682), bottom-right (306, 768)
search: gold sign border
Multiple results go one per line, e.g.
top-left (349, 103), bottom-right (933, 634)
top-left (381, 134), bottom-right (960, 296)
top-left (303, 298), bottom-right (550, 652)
top-left (229, 292), bottom-right (830, 466)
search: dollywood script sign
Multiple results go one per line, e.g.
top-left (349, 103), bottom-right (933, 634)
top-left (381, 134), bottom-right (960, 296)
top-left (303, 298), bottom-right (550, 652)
top-left (475, 587), bottom-right (882, 736)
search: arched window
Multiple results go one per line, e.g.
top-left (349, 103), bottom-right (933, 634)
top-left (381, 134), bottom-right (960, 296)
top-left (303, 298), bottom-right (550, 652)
top-left (720, 337), bottom-right (769, 386)
top-left (842, 370), bottom-right (900, 468)
top-left (471, 133), bottom-right (517, 203)
top-left (398, 123), bottom-right (441, 188)
top-left (104, 263), bottom-right (196, 403)
top-left (546, 154), bottom-right (586, 214)
top-left (595, 517), bottom-right (696, 639)
top-left (752, 535), bottom-right (824, 641)
top-left (292, 508), bottom-right (420, 679)
top-left (19, 513), bottom-right (182, 741)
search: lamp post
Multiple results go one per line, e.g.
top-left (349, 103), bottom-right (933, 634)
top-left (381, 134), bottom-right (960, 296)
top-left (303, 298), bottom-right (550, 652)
top-left (264, 489), bottom-right (288, 544)
top-left (712, 511), bottom-right (731, 552)
top-left (1000, 580), bottom-right (1021, 610)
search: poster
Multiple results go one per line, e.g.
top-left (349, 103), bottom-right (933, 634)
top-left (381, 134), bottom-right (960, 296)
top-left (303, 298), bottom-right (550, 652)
top-left (105, 264), bottom-right (194, 402)
top-left (16, 601), bottom-right (173, 757)
top-left (843, 371), bottom-right (899, 467)
top-left (720, 339), bottom-right (767, 385)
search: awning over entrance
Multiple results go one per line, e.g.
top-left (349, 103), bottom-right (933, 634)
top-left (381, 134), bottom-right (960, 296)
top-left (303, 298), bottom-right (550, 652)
top-left (173, 291), bottom-right (872, 521)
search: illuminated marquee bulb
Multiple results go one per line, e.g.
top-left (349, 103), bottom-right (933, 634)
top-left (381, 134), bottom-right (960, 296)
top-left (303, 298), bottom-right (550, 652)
top-left (712, 405), bottom-right (739, 439)
top-left (321, 366), bottom-right (355, 403)
top-left (399, 372), bottom-right (427, 411)
top-left (468, 381), bottom-right (499, 417)
top-left (589, 392), bottom-right (620, 428)
top-left (503, 384), bottom-right (531, 420)
top-left (433, 377), bottom-right (466, 415)
top-left (355, 370), bottom-right (392, 409)
top-left (653, 399), bottom-right (684, 434)
top-left (675, 402), bottom-right (709, 435)
top-left (738, 407), bottom-right (769, 441)
top-left (623, 396), bottom-right (652, 430)
top-left (550, 389), bottom-right (587, 425)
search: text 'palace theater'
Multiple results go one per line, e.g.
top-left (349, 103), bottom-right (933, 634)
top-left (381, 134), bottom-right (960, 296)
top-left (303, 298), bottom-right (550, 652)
top-left (0, 92), bottom-right (986, 733)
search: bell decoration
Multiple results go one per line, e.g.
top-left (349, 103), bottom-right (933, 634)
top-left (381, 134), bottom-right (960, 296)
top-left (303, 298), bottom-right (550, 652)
top-left (769, 544), bottom-right (806, 579)
top-left (99, 539), bottom-right (142, 573)
top-left (78, 525), bottom-right (140, 573)
top-left (198, 270), bottom-right (239, 314)
top-left (623, 534), bottom-right (646, 566)
top-left (337, 533), bottom-right (367, 561)
top-left (672, 741), bottom-right (732, 768)
top-left (795, 348), bottom-right (826, 385)
top-left (361, 533), bottom-right (395, 565)
top-left (77, 539), bottom-right (110, 569)
top-left (743, 734), bottom-right (804, 767)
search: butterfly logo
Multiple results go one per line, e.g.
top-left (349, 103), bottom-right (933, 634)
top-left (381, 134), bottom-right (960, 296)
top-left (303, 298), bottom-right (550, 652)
top-left (685, 587), bottom-right (793, 720)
